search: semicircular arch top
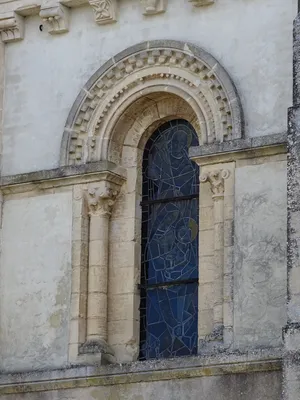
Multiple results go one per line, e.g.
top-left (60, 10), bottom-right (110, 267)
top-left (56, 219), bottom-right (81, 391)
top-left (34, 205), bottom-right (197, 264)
top-left (60, 40), bottom-right (244, 166)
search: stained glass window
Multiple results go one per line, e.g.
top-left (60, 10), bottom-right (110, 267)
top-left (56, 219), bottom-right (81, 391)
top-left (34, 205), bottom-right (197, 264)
top-left (139, 119), bottom-right (199, 360)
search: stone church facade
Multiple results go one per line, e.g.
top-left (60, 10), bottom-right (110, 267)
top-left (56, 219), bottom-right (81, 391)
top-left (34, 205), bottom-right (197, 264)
top-left (0, 0), bottom-right (298, 398)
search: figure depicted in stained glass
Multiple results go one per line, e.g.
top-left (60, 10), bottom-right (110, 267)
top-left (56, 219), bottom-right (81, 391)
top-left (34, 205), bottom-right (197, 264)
top-left (140, 119), bottom-right (200, 360)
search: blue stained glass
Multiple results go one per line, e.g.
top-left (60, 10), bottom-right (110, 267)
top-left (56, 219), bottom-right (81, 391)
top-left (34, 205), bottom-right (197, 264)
top-left (140, 119), bottom-right (199, 360)
top-left (145, 199), bottom-right (199, 285)
top-left (141, 284), bottom-right (198, 359)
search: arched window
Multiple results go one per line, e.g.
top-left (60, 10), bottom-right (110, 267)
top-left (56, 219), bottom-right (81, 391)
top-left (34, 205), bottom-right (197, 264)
top-left (139, 119), bottom-right (199, 360)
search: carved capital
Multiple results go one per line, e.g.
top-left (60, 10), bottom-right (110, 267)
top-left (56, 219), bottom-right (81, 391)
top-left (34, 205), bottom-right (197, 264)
top-left (86, 185), bottom-right (118, 217)
top-left (200, 169), bottom-right (230, 199)
top-left (141, 0), bottom-right (166, 15)
top-left (0, 12), bottom-right (24, 43)
top-left (189, 0), bottom-right (214, 7)
top-left (40, 5), bottom-right (70, 35)
top-left (89, 0), bottom-right (117, 25)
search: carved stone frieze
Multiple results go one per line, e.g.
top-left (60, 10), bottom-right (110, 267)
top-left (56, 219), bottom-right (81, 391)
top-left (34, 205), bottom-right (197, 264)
top-left (141, 0), bottom-right (167, 15)
top-left (89, 0), bottom-right (117, 25)
top-left (189, 0), bottom-right (214, 7)
top-left (40, 5), bottom-right (70, 34)
top-left (86, 185), bottom-right (118, 216)
top-left (0, 12), bottom-right (24, 43)
top-left (200, 169), bottom-right (230, 198)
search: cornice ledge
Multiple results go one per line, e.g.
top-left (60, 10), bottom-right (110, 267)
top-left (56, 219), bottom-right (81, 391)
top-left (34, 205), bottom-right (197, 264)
top-left (0, 161), bottom-right (126, 195)
top-left (39, 3), bottom-right (69, 34)
top-left (0, 11), bottom-right (24, 42)
top-left (189, 132), bottom-right (287, 165)
top-left (0, 348), bottom-right (283, 394)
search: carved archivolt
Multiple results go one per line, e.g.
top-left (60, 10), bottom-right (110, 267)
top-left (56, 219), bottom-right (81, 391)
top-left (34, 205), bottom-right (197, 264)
top-left (61, 41), bottom-right (244, 166)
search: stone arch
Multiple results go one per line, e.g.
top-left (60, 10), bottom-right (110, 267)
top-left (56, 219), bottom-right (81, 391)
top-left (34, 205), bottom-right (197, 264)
top-left (60, 40), bottom-right (244, 166)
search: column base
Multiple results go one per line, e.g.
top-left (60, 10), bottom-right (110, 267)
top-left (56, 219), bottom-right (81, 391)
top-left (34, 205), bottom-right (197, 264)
top-left (79, 339), bottom-right (114, 357)
top-left (198, 325), bottom-right (226, 354)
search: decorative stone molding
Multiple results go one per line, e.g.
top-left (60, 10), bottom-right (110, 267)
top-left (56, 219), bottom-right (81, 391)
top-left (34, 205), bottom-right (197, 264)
top-left (61, 41), bottom-right (243, 166)
top-left (89, 0), bottom-right (117, 25)
top-left (86, 185), bottom-right (118, 216)
top-left (200, 169), bottom-right (230, 198)
top-left (0, 12), bottom-right (24, 43)
top-left (141, 0), bottom-right (166, 15)
top-left (189, 0), bottom-right (214, 7)
top-left (39, 5), bottom-right (70, 34)
top-left (0, 0), bottom-right (218, 41)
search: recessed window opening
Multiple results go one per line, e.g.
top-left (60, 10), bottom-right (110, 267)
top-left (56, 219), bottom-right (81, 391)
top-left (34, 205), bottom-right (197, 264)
top-left (139, 119), bottom-right (199, 360)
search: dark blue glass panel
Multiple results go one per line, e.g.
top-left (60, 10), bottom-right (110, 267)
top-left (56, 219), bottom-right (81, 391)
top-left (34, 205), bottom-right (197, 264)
top-left (140, 283), bottom-right (198, 360)
top-left (144, 199), bottom-right (199, 285)
top-left (142, 120), bottom-right (199, 202)
top-left (140, 119), bottom-right (199, 360)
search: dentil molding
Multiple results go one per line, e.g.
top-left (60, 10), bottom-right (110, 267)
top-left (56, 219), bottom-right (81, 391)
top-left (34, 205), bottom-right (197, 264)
top-left (0, 0), bottom-right (214, 41)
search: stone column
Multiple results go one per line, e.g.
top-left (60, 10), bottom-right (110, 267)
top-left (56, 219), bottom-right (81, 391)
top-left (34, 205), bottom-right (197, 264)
top-left (200, 169), bottom-right (229, 341)
top-left (80, 183), bottom-right (118, 357)
top-left (283, 11), bottom-right (300, 400)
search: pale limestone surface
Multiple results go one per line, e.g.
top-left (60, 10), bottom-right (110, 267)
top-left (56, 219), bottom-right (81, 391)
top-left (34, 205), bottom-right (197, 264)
top-left (234, 161), bottom-right (287, 349)
top-left (0, 191), bottom-right (72, 372)
top-left (2, 0), bottom-right (296, 174)
top-left (0, 371), bottom-right (282, 399)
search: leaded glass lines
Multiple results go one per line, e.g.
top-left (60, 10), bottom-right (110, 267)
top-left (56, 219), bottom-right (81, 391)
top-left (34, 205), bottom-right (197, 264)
top-left (139, 119), bottom-right (200, 360)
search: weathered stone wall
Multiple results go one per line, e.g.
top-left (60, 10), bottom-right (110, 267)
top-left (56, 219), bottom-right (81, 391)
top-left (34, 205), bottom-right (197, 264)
top-left (2, 0), bottom-right (296, 175)
top-left (234, 160), bottom-right (287, 349)
top-left (0, 191), bottom-right (72, 372)
top-left (0, 0), bottom-right (294, 396)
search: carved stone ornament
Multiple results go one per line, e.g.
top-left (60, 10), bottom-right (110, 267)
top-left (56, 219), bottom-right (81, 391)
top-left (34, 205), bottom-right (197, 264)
top-left (141, 0), bottom-right (167, 15)
top-left (200, 169), bottom-right (230, 198)
top-left (0, 12), bottom-right (24, 43)
top-left (86, 186), bottom-right (118, 216)
top-left (39, 5), bottom-right (70, 34)
top-left (189, 0), bottom-right (214, 7)
top-left (61, 41), bottom-right (243, 166)
top-left (88, 0), bottom-right (117, 25)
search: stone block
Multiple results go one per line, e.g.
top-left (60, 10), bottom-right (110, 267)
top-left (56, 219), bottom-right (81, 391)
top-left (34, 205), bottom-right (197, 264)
top-left (89, 240), bottom-right (108, 266)
top-left (108, 293), bottom-right (139, 322)
top-left (108, 319), bottom-right (139, 345)
top-left (109, 241), bottom-right (140, 269)
top-left (199, 229), bottom-right (214, 256)
top-left (199, 206), bottom-right (214, 231)
top-left (199, 283), bottom-right (215, 310)
top-left (198, 309), bottom-right (213, 336)
top-left (110, 218), bottom-right (141, 242)
top-left (199, 255), bottom-right (218, 283)
top-left (108, 266), bottom-right (138, 295)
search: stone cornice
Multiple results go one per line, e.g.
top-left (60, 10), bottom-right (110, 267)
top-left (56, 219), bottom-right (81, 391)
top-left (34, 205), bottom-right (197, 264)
top-left (190, 132), bottom-right (287, 165)
top-left (0, 0), bottom-right (214, 41)
top-left (0, 348), bottom-right (282, 394)
top-left (0, 161), bottom-right (126, 194)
